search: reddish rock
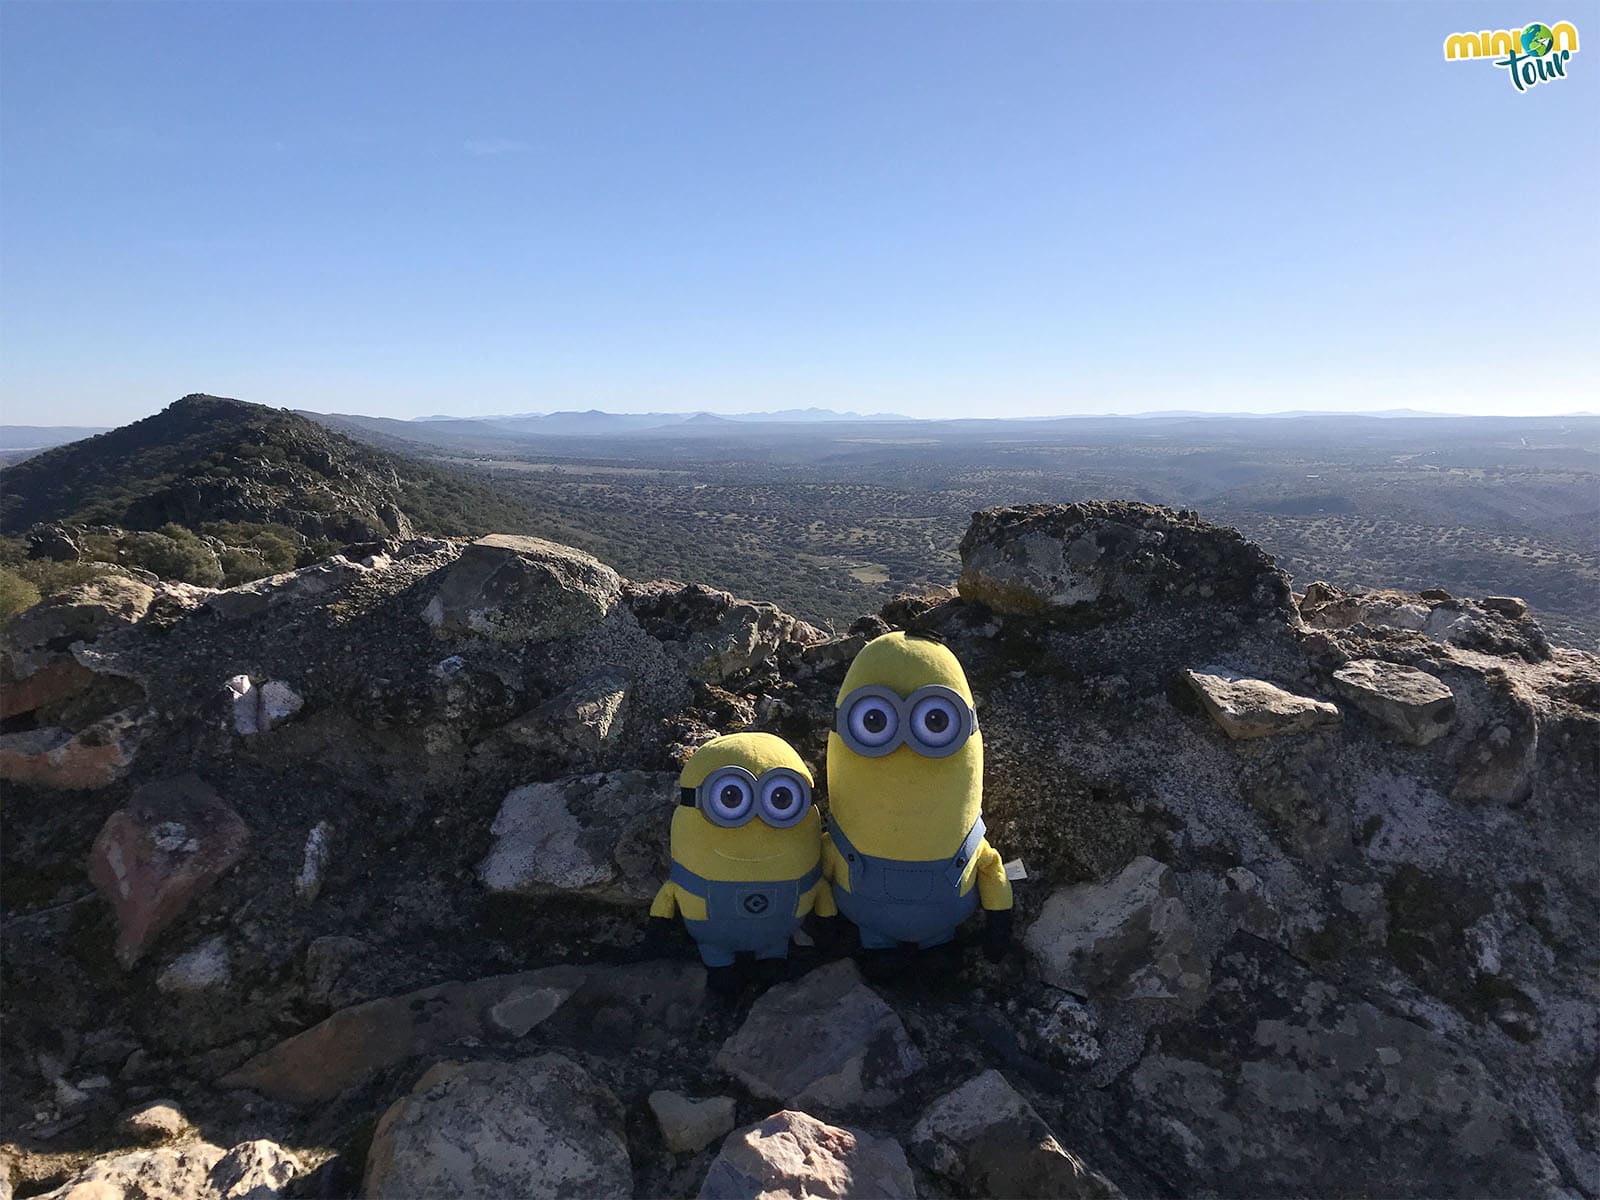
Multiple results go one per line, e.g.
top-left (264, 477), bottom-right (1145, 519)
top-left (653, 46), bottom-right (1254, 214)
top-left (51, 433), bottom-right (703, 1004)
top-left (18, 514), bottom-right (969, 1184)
top-left (0, 707), bottom-right (151, 791)
top-left (0, 657), bottom-right (96, 720)
top-left (87, 775), bottom-right (250, 967)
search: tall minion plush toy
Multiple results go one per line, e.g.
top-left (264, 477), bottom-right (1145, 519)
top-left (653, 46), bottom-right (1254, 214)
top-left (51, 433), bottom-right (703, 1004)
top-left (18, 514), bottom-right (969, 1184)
top-left (650, 733), bottom-right (834, 987)
top-left (824, 632), bottom-right (1013, 960)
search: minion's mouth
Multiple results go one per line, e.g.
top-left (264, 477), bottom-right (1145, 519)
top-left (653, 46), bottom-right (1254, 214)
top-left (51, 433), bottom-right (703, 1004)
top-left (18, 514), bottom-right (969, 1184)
top-left (712, 848), bottom-right (786, 864)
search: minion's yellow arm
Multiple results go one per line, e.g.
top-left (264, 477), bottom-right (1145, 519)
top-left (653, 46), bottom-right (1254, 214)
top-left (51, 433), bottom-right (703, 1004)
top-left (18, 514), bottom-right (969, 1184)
top-left (806, 876), bottom-right (838, 918)
top-left (649, 880), bottom-right (678, 919)
top-left (974, 840), bottom-right (1013, 911)
top-left (650, 878), bottom-right (707, 921)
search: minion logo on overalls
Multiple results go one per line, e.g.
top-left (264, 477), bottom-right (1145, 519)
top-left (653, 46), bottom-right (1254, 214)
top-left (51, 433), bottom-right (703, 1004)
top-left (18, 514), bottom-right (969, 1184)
top-left (824, 631), bottom-right (1014, 961)
top-left (649, 733), bottom-right (835, 983)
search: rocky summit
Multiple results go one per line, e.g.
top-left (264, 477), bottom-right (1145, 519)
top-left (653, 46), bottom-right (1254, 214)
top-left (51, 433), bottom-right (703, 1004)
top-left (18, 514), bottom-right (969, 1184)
top-left (1, 500), bottom-right (1596, 1199)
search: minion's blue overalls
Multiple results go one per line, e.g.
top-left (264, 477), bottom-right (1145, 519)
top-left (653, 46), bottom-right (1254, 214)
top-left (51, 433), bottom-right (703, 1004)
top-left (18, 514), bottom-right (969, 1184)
top-left (827, 816), bottom-right (986, 949)
top-left (670, 862), bottom-right (822, 968)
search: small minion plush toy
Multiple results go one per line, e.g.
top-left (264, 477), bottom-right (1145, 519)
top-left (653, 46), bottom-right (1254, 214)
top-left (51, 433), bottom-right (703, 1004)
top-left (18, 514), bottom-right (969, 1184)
top-left (824, 631), bottom-right (1013, 960)
top-left (650, 733), bottom-right (834, 985)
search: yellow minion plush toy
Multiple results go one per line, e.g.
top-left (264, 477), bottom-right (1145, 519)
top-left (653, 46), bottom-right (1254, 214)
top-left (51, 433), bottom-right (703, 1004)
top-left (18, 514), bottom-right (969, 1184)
top-left (650, 733), bottom-right (834, 980)
top-left (824, 632), bottom-right (1013, 959)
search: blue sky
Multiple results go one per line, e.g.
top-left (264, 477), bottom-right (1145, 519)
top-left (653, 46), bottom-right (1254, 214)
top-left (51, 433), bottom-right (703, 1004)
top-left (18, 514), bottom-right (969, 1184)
top-left (2, 2), bottom-right (1596, 425)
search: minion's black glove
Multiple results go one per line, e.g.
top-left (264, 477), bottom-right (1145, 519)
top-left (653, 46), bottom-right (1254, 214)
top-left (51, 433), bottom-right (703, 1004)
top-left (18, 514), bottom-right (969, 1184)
top-left (646, 916), bottom-right (677, 948)
top-left (982, 907), bottom-right (1014, 964)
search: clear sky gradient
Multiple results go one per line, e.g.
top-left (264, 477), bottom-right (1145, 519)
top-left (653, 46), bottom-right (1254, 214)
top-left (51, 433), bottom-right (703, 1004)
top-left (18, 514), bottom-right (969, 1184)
top-left (2, 2), bottom-right (1597, 425)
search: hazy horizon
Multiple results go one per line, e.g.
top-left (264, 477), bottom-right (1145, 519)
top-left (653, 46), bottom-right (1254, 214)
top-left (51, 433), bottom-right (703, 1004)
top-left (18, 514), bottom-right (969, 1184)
top-left (2, 3), bottom-right (1596, 427)
top-left (5, 395), bottom-right (1600, 436)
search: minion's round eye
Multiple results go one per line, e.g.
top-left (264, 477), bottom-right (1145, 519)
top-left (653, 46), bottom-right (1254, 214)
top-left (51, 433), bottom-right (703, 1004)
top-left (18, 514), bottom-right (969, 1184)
top-left (702, 770), bottom-right (754, 826)
top-left (847, 695), bottom-right (899, 749)
top-left (910, 694), bottom-right (962, 749)
top-left (757, 771), bottom-right (811, 827)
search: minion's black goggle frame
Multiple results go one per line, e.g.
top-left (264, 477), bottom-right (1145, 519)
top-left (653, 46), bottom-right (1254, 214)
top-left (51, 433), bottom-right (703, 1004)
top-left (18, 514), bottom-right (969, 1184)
top-left (679, 765), bottom-right (815, 829)
top-left (833, 683), bottom-right (979, 759)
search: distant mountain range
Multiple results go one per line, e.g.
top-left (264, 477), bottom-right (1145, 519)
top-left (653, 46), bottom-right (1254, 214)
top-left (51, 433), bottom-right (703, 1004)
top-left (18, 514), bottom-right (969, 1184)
top-left (411, 407), bottom-right (913, 425)
top-left (9, 406), bottom-right (1598, 461)
top-left (1, 424), bottom-right (111, 451)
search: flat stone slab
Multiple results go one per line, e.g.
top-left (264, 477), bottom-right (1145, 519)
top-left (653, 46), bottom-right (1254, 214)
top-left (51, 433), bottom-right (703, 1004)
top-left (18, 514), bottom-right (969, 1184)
top-left (715, 960), bottom-right (924, 1108)
top-left (1184, 668), bottom-right (1340, 739)
top-left (1332, 659), bottom-right (1455, 746)
top-left (220, 966), bottom-right (589, 1104)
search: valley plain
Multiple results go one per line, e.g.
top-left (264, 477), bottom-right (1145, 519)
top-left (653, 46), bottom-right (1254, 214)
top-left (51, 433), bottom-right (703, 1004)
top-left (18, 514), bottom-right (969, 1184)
top-left (307, 411), bottom-right (1600, 648)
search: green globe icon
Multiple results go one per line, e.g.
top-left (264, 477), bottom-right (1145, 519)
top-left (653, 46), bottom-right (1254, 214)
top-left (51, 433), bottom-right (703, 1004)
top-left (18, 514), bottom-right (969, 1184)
top-left (1522, 23), bottom-right (1554, 55)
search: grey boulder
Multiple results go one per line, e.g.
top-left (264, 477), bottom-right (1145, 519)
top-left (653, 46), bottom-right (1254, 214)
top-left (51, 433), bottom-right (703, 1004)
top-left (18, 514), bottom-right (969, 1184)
top-left (699, 1110), bottom-right (915, 1200)
top-left (362, 1055), bottom-right (631, 1200)
top-left (1332, 658), bottom-right (1455, 745)
top-left (715, 960), bottom-right (924, 1108)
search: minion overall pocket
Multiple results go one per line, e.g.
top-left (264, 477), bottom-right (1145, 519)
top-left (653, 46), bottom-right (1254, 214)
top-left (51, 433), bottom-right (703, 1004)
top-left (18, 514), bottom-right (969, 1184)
top-left (830, 817), bottom-right (984, 948)
top-left (672, 862), bottom-right (818, 967)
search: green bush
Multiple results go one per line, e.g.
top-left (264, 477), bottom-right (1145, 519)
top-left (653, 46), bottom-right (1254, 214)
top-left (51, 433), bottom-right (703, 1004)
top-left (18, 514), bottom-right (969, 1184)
top-left (218, 546), bottom-right (273, 586)
top-left (0, 567), bottom-right (42, 626)
top-left (121, 527), bottom-right (224, 586)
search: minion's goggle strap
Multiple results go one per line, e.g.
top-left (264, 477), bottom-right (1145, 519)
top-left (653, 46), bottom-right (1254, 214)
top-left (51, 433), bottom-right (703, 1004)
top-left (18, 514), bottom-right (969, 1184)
top-left (681, 765), bottom-right (814, 829)
top-left (833, 683), bottom-right (979, 759)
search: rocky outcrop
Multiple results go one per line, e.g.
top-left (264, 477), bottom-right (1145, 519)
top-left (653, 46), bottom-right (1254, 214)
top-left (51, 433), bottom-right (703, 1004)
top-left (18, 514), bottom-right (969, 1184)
top-left (362, 1055), bottom-right (631, 1200)
top-left (423, 533), bottom-right (622, 642)
top-left (957, 501), bottom-right (1295, 625)
top-left (715, 961), bottom-right (925, 1108)
top-left (1, 574), bottom-right (159, 789)
top-left (3, 499), bottom-right (1596, 1200)
top-left (626, 580), bottom-right (827, 683)
top-left (1301, 581), bottom-right (1552, 661)
top-left (699, 1111), bottom-right (916, 1200)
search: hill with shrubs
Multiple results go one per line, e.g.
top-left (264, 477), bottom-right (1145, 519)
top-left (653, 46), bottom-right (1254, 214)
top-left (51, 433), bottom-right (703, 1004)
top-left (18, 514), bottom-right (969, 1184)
top-left (0, 394), bottom-right (544, 622)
